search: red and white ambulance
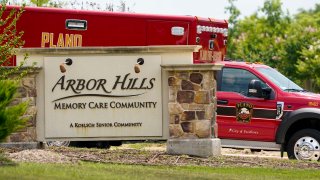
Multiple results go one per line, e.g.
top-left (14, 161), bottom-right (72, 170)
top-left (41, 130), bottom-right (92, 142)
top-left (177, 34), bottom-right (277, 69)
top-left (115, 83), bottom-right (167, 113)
top-left (4, 6), bottom-right (320, 161)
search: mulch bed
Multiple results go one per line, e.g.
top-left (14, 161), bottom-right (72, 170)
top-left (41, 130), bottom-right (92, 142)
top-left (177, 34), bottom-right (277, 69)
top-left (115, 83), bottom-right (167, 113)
top-left (2, 147), bottom-right (320, 169)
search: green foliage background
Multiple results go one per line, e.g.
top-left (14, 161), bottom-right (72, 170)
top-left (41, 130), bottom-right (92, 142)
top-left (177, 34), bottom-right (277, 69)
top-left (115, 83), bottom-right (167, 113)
top-left (226, 0), bottom-right (320, 92)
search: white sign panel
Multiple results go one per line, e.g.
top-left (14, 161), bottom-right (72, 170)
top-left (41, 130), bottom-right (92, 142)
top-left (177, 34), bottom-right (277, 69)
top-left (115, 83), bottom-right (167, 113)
top-left (44, 55), bottom-right (162, 138)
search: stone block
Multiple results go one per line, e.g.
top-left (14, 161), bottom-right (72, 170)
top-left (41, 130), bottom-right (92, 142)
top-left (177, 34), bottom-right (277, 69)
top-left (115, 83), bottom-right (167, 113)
top-left (169, 124), bottom-right (184, 138)
top-left (170, 114), bottom-right (180, 124)
top-left (26, 106), bottom-right (37, 116)
top-left (25, 115), bottom-right (35, 127)
top-left (196, 111), bottom-right (205, 120)
top-left (27, 127), bottom-right (37, 141)
top-left (181, 122), bottom-right (194, 133)
top-left (0, 142), bottom-right (39, 149)
top-left (190, 73), bottom-right (203, 84)
top-left (205, 104), bottom-right (215, 120)
top-left (181, 111), bottom-right (195, 121)
top-left (167, 138), bottom-right (221, 157)
top-left (168, 87), bottom-right (177, 102)
top-left (181, 80), bottom-right (194, 90)
top-left (9, 98), bottom-right (21, 106)
top-left (180, 103), bottom-right (189, 110)
top-left (180, 133), bottom-right (198, 139)
top-left (28, 88), bottom-right (37, 97)
top-left (193, 84), bottom-right (201, 91)
top-left (202, 72), bottom-right (215, 90)
top-left (177, 91), bottom-right (194, 103)
top-left (22, 78), bottom-right (35, 88)
top-left (168, 103), bottom-right (184, 114)
top-left (17, 87), bottom-right (27, 98)
top-left (8, 133), bottom-right (20, 142)
top-left (177, 72), bottom-right (189, 80)
top-left (22, 97), bottom-right (36, 106)
top-left (168, 71), bottom-right (175, 77)
top-left (194, 120), bottom-right (211, 138)
top-left (168, 76), bottom-right (177, 86)
top-left (194, 91), bottom-right (210, 104)
top-left (9, 129), bottom-right (36, 142)
top-left (188, 104), bottom-right (205, 111)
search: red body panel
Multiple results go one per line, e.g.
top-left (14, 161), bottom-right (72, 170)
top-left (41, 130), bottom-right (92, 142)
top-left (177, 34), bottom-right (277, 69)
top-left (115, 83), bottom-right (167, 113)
top-left (3, 6), bottom-right (228, 65)
top-left (217, 91), bottom-right (280, 141)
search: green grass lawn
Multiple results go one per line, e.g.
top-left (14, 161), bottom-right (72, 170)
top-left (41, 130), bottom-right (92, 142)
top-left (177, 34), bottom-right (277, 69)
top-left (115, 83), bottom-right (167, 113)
top-left (1, 162), bottom-right (319, 180)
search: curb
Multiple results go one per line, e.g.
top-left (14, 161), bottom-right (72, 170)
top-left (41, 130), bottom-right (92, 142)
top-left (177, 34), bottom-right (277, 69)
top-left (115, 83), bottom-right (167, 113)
top-left (0, 142), bottom-right (45, 149)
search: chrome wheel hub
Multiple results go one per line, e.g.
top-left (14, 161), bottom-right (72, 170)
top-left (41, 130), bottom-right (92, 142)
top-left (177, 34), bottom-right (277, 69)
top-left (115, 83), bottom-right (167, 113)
top-left (294, 136), bottom-right (320, 161)
top-left (47, 141), bottom-right (70, 147)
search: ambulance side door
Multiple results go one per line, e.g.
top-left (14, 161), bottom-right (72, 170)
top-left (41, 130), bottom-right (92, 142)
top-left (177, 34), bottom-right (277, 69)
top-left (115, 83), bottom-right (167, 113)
top-left (216, 67), bottom-right (278, 141)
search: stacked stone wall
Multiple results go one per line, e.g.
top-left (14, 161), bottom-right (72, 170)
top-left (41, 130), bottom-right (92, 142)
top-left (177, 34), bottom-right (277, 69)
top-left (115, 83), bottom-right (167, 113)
top-left (5, 70), bottom-right (40, 142)
top-left (168, 70), bottom-right (216, 139)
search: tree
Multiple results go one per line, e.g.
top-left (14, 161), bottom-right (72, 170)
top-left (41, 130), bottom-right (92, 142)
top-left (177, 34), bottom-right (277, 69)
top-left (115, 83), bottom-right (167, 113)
top-left (297, 40), bottom-right (320, 91)
top-left (63, 0), bottom-right (132, 12)
top-left (116, 0), bottom-right (131, 12)
top-left (224, 0), bottom-right (241, 59)
top-left (226, 0), bottom-right (320, 91)
top-left (0, 1), bottom-right (28, 141)
top-left (0, 1), bottom-right (28, 79)
top-left (295, 4), bottom-right (320, 91)
top-left (229, 0), bottom-right (291, 68)
top-left (30, 0), bottom-right (49, 7)
top-left (47, 1), bottom-right (66, 8)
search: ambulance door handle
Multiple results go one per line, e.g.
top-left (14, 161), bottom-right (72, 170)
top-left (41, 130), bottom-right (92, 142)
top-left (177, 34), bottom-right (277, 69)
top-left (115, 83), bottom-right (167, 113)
top-left (217, 99), bottom-right (228, 105)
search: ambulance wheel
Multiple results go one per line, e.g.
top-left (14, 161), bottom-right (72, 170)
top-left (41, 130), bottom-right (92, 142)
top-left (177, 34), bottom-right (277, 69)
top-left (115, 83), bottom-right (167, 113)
top-left (287, 129), bottom-right (320, 161)
top-left (95, 141), bottom-right (110, 149)
top-left (109, 141), bottom-right (122, 146)
top-left (46, 141), bottom-right (70, 147)
top-left (250, 149), bottom-right (262, 152)
top-left (76, 141), bottom-right (110, 149)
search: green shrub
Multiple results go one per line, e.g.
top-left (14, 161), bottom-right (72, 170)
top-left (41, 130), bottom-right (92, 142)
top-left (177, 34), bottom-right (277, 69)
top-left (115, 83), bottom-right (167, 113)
top-left (0, 80), bottom-right (28, 141)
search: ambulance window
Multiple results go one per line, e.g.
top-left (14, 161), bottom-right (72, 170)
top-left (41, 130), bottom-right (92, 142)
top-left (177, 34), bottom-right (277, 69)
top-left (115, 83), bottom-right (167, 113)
top-left (66, 19), bottom-right (87, 30)
top-left (221, 68), bottom-right (267, 96)
top-left (209, 40), bottom-right (214, 49)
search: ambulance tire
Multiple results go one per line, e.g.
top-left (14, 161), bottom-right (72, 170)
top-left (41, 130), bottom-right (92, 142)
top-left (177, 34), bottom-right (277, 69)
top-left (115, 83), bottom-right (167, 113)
top-left (109, 141), bottom-right (122, 147)
top-left (95, 141), bottom-right (111, 149)
top-left (76, 141), bottom-right (110, 149)
top-left (46, 141), bottom-right (70, 147)
top-left (250, 149), bottom-right (262, 152)
top-left (287, 129), bottom-right (320, 161)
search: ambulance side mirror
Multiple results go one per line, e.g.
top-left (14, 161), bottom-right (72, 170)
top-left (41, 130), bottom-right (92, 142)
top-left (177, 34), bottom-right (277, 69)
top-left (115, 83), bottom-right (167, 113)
top-left (248, 79), bottom-right (271, 99)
